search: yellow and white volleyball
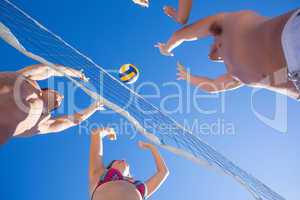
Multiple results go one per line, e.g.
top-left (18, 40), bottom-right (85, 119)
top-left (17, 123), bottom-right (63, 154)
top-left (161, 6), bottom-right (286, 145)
top-left (119, 64), bottom-right (140, 84)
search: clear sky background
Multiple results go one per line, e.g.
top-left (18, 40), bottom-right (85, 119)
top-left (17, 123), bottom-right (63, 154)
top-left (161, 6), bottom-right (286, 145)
top-left (0, 0), bottom-right (300, 200)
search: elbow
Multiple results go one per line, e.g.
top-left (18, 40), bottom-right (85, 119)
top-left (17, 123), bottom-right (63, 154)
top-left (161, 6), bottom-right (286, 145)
top-left (165, 169), bottom-right (170, 178)
top-left (204, 88), bottom-right (220, 94)
top-left (199, 83), bottom-right (222, 94)
top-left (176, 17), bottom-right (188, 25)
top-left (72, 113), bottom-right (84, 125)
top-left (172, 31), bottom-right (181, 41)
top-left (160, 167), bottom-right (170, 178)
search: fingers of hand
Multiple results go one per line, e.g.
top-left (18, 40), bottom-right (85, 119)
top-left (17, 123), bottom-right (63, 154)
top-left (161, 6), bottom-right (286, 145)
top-left (102, 128), bottom-right (116, 140)
top-left (176, 73), bottom-right (185, 80)
top-left (177, 61), bottom-right (186, 70)
top-left (139, 141), bottom-right (151, 149)
top-left (138, 141), bottom-right (145, 148)
top-left (154, 43), bottom-right (163, 48)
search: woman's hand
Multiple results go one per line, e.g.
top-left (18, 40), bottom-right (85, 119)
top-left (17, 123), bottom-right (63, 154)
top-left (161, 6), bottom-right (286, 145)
top-left (138, 141), bottom-right (156, 150)
top-left (92, 128), bottom-right (117, 141)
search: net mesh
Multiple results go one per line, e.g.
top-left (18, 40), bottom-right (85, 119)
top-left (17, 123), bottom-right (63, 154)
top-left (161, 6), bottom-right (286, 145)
top-left (0, 1), bottom-right (284, 199)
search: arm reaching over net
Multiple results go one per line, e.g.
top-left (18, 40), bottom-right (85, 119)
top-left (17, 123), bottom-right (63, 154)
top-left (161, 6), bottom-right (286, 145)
top-left (155, 13), bottom-right (226, 56)
top-left (18, 64), bottom-right (89, 82)
top-left (89, 128), bottom-right (116, 193)
top-left (140, 141), bottom-right (169, 198)
top-left (38, 101), bottom-right (104, 134)
top-left (177, 62), bottom-right (243, 93)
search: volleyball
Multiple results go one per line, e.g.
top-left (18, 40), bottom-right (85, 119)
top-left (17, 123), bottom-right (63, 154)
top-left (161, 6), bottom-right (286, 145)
top-left (119, 64), bottom-right (139, 84)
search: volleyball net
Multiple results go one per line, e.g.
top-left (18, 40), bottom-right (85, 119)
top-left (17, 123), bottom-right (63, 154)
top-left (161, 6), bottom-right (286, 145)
top-left (0, 1), bottom-right (285, 199)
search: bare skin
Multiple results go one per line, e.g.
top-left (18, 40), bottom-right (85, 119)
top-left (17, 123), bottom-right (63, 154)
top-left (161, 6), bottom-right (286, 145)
top-left (89, 128), bottom-right (169, 200)
top-left (156, 10), bottom-right (300, 99)
top-left (0, 64), bottom-right (102, 145)
top-left (132, 0), bottom-right (192, 24)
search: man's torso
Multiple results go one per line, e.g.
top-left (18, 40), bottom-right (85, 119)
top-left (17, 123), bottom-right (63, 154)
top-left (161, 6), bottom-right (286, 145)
top-left (0, 72), bottom-right (45, 144)
top-left (219, 10), bottom-right (299, 97)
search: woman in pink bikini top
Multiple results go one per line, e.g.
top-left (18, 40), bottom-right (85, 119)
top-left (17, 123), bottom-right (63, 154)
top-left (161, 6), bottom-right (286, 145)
top-left (89, 128), bottom-right (169, 200)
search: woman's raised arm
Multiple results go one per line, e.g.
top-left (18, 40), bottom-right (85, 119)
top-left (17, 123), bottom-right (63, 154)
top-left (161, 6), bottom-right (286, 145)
top-left (89, 128), bottom-right (116, 193)
top-left (139, 141), bottom-right (169, 198)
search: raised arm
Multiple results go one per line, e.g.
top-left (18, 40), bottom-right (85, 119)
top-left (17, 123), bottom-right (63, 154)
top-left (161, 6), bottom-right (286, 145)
top-left (139, 142), bottom-right (169, 198)
top-left (89, 128), bottom-right (117, 193)
top-left (164, 0), bottom-right (193, 25)
top-left (18, 64), bottom-right (89, 81)
top-left (177, 62), bottom-right (243, 93)
top-left (155, 13), bottom-right (226, 56)
top-left (38, 101), bottom-right (104, 134)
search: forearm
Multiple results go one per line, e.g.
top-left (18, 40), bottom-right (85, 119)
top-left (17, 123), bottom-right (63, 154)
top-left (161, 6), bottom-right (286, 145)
top-left (188, 75), bottom-right (242, 93)
top-left (54, 65), bottom-right (85, 80)
top-left (164, 32), bottom-right (186, 54)
top-left (144, 146), bottom-right (169, 198)
top-left (177, 0), bottom-right (192, 24)
top-left (188, 76), bottom-right (218, 92)
top-left (68, 101), bottom-right (100, 125)
top-left (150, 147), bottom-right (168, 174)
top-left (165, 14), bottom-right (225, 53)
top-left (19, 64), bottom-right (85, 81)
top-left (89, 133), bottom-right (104, 176)
top-left (165, 22), bottom-right (210, 53)
top-left (164, 26), bottom-right (199, 53)
top-left (40, 101), bottom-right (101, 134)
top-left (90, 133), bottom-right (103, 158)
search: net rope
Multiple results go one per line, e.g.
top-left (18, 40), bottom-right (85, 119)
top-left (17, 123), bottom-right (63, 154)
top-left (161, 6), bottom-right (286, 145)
top-left (0, 1), bottom-right (285, 199)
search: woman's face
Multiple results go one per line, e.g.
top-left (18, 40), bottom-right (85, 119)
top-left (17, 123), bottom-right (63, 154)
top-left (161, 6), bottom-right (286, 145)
top-left (111, 160), bottom-right (130, 177)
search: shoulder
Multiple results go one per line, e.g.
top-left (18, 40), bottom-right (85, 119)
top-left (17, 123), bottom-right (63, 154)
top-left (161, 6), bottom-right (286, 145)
top-left (231, 10), bottom-right (260, 18)
top-left (89, 169), bottom-right (109, 195)
top-left (217, 10), bottom-right (259, 20)
top-left (0, 72), bottom-right (19, 84)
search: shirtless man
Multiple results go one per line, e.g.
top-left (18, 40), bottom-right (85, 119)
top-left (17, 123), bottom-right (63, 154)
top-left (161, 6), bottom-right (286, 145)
top-left (0, 64), bottom-right (103, 145)
top-left (132, 0), bottom-right (192, 24)
top-left (155, 9), bottom-right (300, 100)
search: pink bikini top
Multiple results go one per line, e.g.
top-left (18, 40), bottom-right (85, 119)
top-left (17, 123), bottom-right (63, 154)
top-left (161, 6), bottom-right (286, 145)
top-left (91, 168), bottom-right (147, 200)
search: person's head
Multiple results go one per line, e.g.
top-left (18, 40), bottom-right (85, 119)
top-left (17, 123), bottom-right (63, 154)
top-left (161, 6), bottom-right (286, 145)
top-left (209, 22), bottom-right (224, 62)
top-left (40, 88), bottom-right (64, 112)
top-left (107, 160), bottom-right (131, 177)
top-left (132, 0), bottom-right (149, 8)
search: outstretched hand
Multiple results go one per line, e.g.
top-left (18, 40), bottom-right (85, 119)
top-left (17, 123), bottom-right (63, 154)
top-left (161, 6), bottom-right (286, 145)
top-left (132, 0), bottom-right (149, 8)
top-left (176, 61), bottom-right (192, 81)
top-left (95, 100), bottom-right (105, 111)
top-left (79, 69), bottom-right (90, 82)
top-left (92, 128), bottom-right (117, 141)
top-left (163, 6), bottom-right (178, 22)
top-left (138, 141), bottom-right (156, 150)
top-left (155, 43), bottom-right (174, 57)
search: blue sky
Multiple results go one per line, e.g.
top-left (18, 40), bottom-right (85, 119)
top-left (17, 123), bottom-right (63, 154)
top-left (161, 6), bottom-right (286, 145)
top-left (0, 0), bottom-right (300, 200)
